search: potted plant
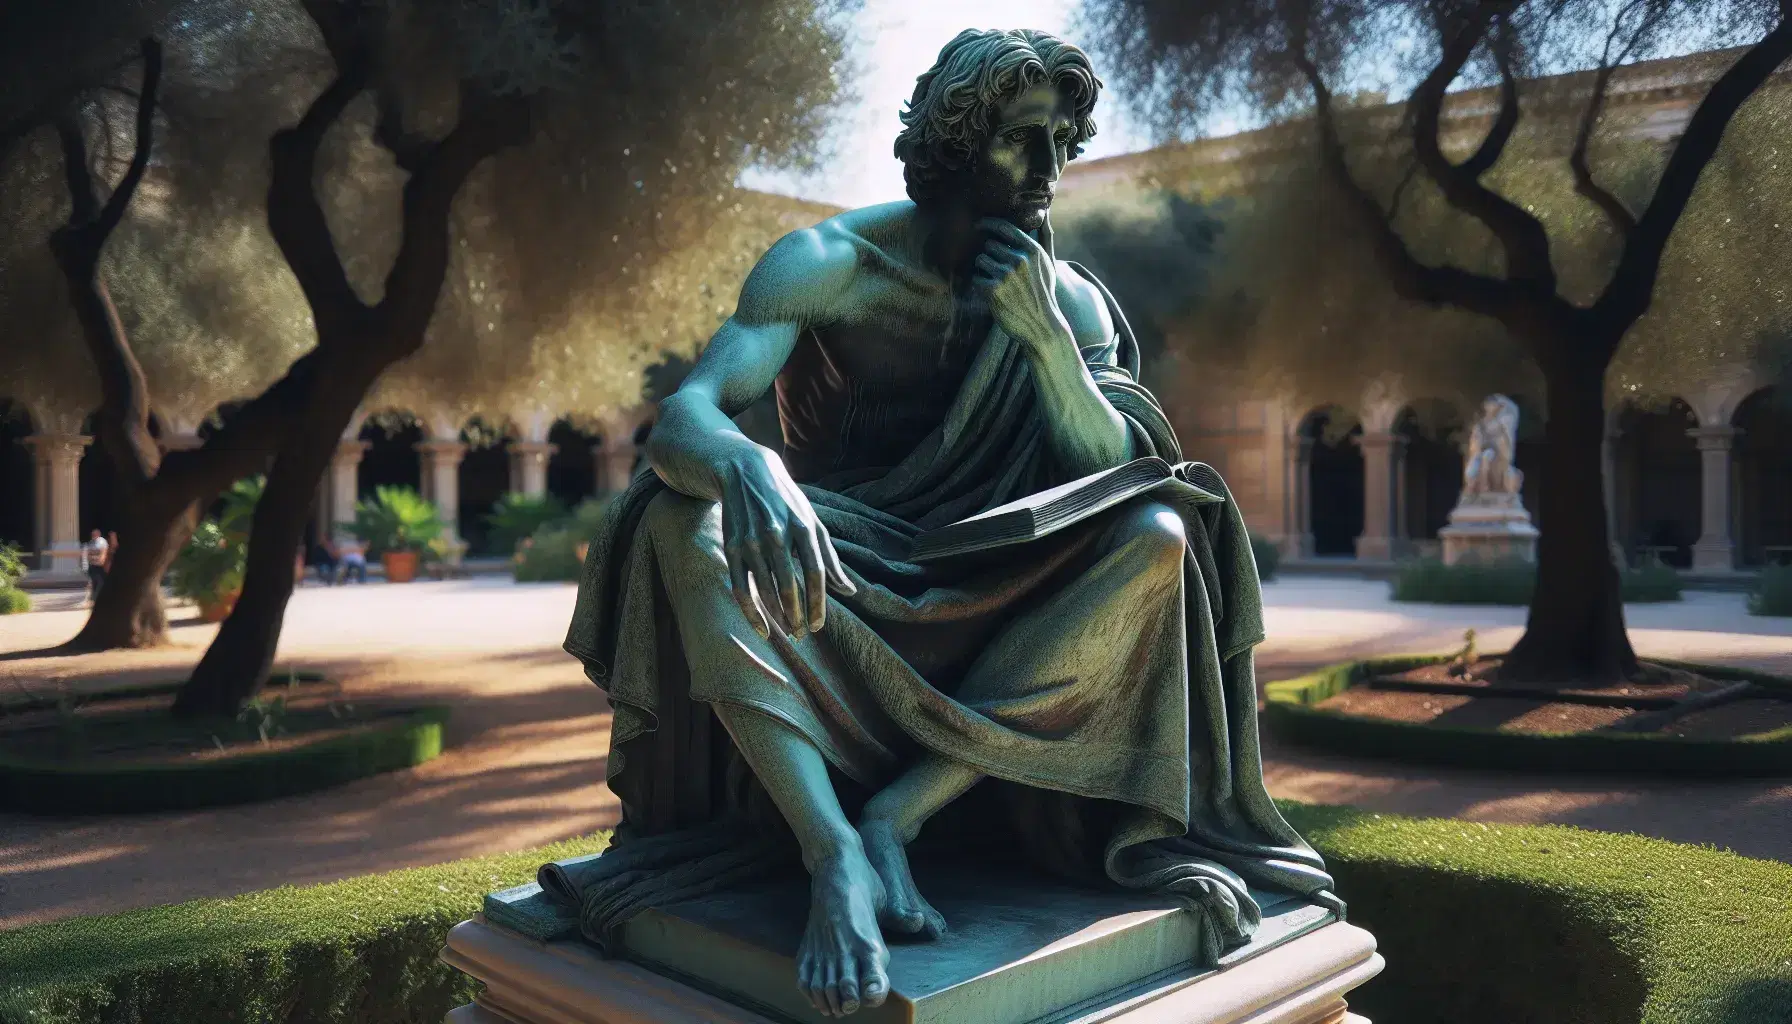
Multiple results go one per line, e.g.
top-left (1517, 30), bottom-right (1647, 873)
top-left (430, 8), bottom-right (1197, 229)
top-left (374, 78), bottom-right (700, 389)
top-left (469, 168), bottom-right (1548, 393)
top-left (167, 476), bottom-right (263, 621)
top-left (351, 485), bottom-right (443, 584)
top-left (170, 520), bottom-right (247, 622)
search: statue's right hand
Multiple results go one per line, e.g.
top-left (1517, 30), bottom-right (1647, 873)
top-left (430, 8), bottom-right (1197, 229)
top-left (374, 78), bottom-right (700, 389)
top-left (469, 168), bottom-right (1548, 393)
top-left (719, 447), bottom-right (856, 639)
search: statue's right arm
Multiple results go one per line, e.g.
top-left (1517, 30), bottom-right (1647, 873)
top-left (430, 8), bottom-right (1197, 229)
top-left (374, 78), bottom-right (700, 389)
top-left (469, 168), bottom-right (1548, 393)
top-left (646, 225), bottom-right (854, 501)
top-left (644, 226), bottom-right (857, 639)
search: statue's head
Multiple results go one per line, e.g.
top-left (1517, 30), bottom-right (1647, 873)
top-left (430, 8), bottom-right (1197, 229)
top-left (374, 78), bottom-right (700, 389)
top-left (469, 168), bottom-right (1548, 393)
top-left (893, 29), bottom-right (1101, 232)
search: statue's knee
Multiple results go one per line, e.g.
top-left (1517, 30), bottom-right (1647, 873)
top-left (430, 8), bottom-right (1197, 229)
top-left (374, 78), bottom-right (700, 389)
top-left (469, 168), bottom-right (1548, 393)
top-left (643, 490), bottom-right (724, 564)
top-left (1111, 500), bottom-right (1187, 566)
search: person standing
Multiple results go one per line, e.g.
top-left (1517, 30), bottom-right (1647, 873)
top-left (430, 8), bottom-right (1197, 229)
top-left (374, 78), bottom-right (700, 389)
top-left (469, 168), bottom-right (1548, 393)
top-left (82, 528), bottom-right (109, 604)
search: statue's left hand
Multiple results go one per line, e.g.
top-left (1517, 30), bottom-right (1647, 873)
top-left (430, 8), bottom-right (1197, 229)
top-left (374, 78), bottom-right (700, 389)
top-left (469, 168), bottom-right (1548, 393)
top-left (973, 218), bottom-right (1074, 353)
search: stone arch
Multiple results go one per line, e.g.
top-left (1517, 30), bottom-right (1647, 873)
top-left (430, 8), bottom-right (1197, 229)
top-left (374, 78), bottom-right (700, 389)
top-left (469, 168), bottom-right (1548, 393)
top-left (0, 398), bottom-right (37, 560)
top-left (357, 408), bottom-right (425, 499)
top-left (546, 417), bottom-right (600, 508)
top-left (1398, 399), bottom-right (1467, 547)
top-left (1299, 406), bottom-right (1364, 558)
top-left (1613, 398), bottom-right (1700, 567)
top-left (458, 415), bottom-right (511, 554)
top-left (1734, 385), bottom-right (1792, 567)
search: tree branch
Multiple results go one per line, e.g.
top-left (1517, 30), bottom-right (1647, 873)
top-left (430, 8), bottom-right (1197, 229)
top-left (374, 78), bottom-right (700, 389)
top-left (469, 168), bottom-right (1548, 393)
top-left (1407, 3), bottom-right (1557, 289)
top-left (155, 350), bottom-right (325, 496)
top-left (1459, 29), bottom-right (1520, 179)
top-left (48, 40), bottom-right (167, 488)
top-left (1569, 61), bottom-right (1637, 237)
top-left (377, 82), bottom-right (532, 345)
top-left (94, 38), bottom-right (161, 242)
top-left (267, 61), bottom-right (373, 338)
top-left (1598, 18), bottom-right (1792, 335)
top-left (1293, 49), bottom-right (1516, 324)
top-left (53, 112), bottom-right (100, 226)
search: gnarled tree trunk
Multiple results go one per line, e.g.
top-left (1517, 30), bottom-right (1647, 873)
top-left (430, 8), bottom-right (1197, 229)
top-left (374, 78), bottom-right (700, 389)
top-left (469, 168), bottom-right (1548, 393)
top-left (1502, 353), bottom-right (1638, 684)
top-left (67, 495), bottom-right (200, 649)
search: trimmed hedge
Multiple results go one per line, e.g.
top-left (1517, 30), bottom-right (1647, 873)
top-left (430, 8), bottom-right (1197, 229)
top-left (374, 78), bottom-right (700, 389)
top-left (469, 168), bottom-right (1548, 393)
top-left (1752, 564), bottom-right (1792, 617)
top-left (0, 670), bottom-right (330, 715)
top-left (3, 810), bottom-right (1789, 1024)
top-left (0, 587), bottom-right (30, 614)
top-left (0, 705), bottom-right (450, 815)
top-left (1249, 532), bottom-right (1281, 582)
top-left (1264, 656), bottom-right (1792, 776)
top-left (1391, 558), bottom-right (1683, 605)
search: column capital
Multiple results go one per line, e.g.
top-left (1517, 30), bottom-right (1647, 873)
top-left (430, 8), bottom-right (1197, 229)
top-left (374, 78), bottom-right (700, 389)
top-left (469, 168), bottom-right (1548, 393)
top-left (1687, 425), bottom-right (1742, 450)
top-left (1356, 430), bottom-right (1404, 451)
top-left (509, 440), bottom-right (558, 457)
top-left (415, 439), bottom-right (468, 461)
top-left (21, 433), bottom-right (92, 464)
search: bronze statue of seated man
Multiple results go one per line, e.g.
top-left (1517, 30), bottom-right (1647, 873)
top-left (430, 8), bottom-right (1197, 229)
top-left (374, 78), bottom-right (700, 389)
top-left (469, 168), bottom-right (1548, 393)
top-left (554, 27), bottom-right (1338, 1020)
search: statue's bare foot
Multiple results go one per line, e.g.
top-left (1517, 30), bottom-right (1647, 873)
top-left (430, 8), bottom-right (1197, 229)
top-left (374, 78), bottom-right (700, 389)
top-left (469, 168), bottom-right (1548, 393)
top-left (797, 848), bottom-right (892, 1017)
top-left (859, 818), bottom-right (947, 940)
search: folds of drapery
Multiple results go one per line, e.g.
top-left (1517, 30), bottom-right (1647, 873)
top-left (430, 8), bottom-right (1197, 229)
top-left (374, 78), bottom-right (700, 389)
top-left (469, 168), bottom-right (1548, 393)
top-left (554, 262), bottom-right (1339, 958)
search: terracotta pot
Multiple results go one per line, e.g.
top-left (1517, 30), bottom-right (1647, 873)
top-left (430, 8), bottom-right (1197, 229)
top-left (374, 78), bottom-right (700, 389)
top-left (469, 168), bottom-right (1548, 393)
top-left (197, 588), bottom-right (241, 623)
top-left (294, 554), bottom-right (307, 584)
top-left (575, 541), bottom-right (590, 564)
top-left (383, 550), bottom-right (419, 583)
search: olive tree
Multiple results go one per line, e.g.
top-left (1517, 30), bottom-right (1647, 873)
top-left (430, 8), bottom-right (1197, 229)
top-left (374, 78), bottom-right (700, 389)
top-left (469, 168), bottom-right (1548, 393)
top-left (1083, 0), bottom-right (1792, 684)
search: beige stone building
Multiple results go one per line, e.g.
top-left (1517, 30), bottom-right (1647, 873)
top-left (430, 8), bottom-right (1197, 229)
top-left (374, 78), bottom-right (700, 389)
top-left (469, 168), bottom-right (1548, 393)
top-left (1057, 49), bottom-right (1792, 574)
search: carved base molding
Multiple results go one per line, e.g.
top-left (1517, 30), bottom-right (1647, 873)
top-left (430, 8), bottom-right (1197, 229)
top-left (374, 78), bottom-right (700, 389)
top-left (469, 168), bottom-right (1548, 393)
top-left (440, 914), bottom-right (1381, 1024)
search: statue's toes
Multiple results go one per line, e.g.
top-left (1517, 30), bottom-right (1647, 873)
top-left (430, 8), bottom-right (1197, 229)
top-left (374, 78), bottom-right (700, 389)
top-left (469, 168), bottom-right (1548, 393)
top-left (861, 958), bottom-right (891, 1008)
top-left (918, 903), bottom-right (947, 940)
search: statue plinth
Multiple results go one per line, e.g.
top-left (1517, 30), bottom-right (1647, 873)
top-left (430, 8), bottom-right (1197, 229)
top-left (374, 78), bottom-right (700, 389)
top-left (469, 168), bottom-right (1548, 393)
top-left (1437, 492), bottom-right (1539, 566)
top-left (441, 861), bottom-right (1382, 1024)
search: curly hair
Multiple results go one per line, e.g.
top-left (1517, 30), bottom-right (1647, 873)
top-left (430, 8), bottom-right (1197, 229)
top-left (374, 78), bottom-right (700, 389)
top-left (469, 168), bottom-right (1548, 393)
top-left (893, 29), bottom-right (1101, 205)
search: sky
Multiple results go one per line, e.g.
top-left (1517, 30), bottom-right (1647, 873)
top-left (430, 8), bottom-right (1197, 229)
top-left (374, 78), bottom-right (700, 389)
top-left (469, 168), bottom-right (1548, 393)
top-left (737, 0), bottom-right (1155, 209)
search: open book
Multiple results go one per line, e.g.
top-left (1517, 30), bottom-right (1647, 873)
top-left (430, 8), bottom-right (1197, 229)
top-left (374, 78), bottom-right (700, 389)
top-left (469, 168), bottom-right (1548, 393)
top-left (910, 456), bottom-right (1202, 563)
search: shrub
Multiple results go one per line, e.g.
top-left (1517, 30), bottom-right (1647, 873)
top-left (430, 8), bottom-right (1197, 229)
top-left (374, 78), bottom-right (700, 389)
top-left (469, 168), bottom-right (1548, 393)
top-left (1392, 558), bottom-right (1683, 605)
top-left (0, 588), bottom-right (29, 615)
top-left (1249, 532), bottom-right (1281, 582)
top-left (4, 811), bottom-right (1790, 1024)
top-left (1263, 656), bottom-right (1792, 776)
top-left (485, 492), bottom-right (568, 556)
top-left (1750, 565), bottom-right (1792, 617)
top-left (0, 542), bottom-right (25, 588)
top-left (351, 486), bottom-right (443, 558)
top-left (513, 497), bottom-right (613, 583)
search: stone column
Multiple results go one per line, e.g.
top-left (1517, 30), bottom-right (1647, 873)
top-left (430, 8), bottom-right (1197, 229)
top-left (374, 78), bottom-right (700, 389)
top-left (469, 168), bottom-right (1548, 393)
top-left (416, 440), bottom-right (468, 542)
top-left (22, 434), bottom-right (90, 575)
top-left (1602, 416), bottom-right (1626, 567)
top-left (508, 441), bottom-right (556, 497)
top-left (595, 435), bottom-right (639, 496)
top-left (1354, 431), bottom-right (1406, 562)
top-left (1285, 435), bottom-right (1315, 558)
top-left (1689, 425), bottom-right (1741, 571)
top-left (327, 440), bottom-right (367, 538)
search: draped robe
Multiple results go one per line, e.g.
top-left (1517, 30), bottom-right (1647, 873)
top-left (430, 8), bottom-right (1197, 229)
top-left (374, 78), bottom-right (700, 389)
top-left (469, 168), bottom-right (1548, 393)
top-left (553, 264), bottom-right (1340, 963)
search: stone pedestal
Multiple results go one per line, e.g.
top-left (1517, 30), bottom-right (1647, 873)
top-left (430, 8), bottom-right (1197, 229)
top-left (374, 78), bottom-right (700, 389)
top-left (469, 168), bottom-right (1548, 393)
top-left (1438, 493), bottom-right (1539, 566)
top-left (441, 864), bottom-right (1382, 1024)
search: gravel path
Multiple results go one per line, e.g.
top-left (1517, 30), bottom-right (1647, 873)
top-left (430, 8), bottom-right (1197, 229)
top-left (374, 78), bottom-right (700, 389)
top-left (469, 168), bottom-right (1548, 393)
top-left (1, 576), bottom-right (1786, 930)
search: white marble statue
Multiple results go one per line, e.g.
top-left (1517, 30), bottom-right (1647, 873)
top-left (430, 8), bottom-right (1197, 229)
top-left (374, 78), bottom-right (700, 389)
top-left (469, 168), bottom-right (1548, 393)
top-left (1460, 394), bottom-right (1523, 501)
